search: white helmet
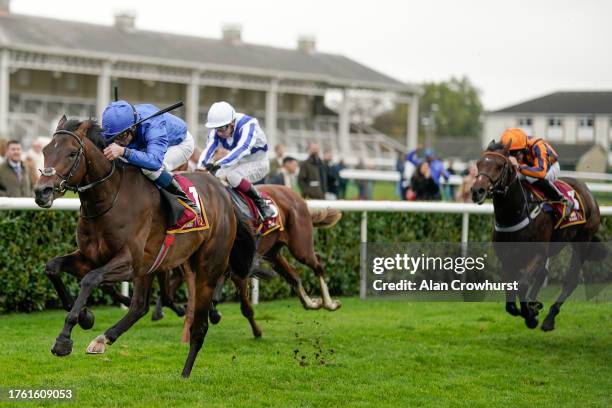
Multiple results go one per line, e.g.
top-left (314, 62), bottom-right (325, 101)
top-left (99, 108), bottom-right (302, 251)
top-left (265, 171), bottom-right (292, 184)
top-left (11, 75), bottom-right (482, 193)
top-left (205, 101), bottom-right (236, 128)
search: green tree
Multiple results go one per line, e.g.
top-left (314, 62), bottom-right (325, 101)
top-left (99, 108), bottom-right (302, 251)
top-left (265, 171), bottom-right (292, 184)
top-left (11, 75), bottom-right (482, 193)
top-left (373, 76), bottom-right (483, 145)
top-left (420, 76), bottom-right (483, 140)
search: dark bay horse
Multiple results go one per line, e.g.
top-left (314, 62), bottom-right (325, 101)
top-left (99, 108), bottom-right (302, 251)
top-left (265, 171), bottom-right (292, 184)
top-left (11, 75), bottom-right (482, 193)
top-left (177, 183), bottom-right (343, 342)
top-left (33, 117), bottom-right (255, 378)
top-left (471, 140), bottom-right (603, 330)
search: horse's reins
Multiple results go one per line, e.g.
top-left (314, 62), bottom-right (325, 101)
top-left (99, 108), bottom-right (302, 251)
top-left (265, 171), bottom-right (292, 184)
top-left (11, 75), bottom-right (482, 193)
top-left (40, 129), bottom-right (120, 218)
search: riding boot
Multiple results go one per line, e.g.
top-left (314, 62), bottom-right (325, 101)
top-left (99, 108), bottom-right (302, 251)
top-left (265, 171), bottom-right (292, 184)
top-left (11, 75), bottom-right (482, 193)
top-left (164, 177), bottom-right (201, 216)
top-left (245, 185), bottom-right (276, 220)
top-left (533, 179), bottom-right (573, 218)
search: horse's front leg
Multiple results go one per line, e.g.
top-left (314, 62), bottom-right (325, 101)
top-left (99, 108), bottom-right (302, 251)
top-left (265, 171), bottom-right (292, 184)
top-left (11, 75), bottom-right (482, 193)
top-left (501, 262), bottom-right (520, 317)
top-left (87, 274), bottom-right (155, 354)
top-left (51, 249), bottom-right (133, 357)
top-left (45, 250), bottom-right (91, 311)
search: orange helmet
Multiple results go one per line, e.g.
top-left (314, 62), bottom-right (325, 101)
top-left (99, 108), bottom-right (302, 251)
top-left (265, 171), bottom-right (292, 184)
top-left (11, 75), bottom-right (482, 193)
top-left (500, 128), bottom-right (528, 151)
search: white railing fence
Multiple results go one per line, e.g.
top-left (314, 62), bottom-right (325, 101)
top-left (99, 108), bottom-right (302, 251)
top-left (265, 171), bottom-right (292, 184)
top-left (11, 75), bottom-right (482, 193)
top-left (2, 198), bottom-right (612, 304)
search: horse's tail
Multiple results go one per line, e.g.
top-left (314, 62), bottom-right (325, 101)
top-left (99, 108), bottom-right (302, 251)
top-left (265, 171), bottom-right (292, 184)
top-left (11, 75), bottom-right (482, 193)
top-left (229, 207), bottom-right (256, 279)
top-left (309, 207), bottom-right (342, 229)
top-left (585, 235), bottom-right (608, 261)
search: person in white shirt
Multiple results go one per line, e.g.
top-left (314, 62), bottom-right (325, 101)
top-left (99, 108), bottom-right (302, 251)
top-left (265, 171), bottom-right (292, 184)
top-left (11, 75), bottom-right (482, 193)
top-left (199, 101), bottom-right (276, 220)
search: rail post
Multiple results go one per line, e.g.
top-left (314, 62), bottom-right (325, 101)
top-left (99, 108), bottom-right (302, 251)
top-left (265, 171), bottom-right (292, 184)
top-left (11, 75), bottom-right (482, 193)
top-left (359, 211), bottom-right (368, 300)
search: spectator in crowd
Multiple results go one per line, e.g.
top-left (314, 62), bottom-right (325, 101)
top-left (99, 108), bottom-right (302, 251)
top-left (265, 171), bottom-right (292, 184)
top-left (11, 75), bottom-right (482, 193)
top-left (406, 146), bottom-right (449, 197)
top-left (269, 156), bottom-right (298, 189)
top-left (0, 138), bottom-right (7, 165)
top-left (336, 159), bottom-right (347, 199)
top-left (323, 148), bottom-right (340, 200)
top-left (298, 141), bottom-right (326, 199)
top-left (455, 163), bottom-right (478, 203)
top-left (268, 143), bottom-right (285, 180)
top-left (0, 140), bottom-right (32, 197)
top-left (410, 161), bottom-right (440, 201)
top-left (400, 152), bottom-right (416, 200)
top-left (26, 137), bottom-right (49, 173)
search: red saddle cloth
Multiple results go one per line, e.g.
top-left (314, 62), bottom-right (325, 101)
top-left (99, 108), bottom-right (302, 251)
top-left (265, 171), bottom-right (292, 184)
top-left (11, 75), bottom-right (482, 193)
top-left (524, 179), bottom-right (587, 229)
top-left (167, 174), bottom-right (209, 234)
top-left (234, 189), bottom-right (282, 236)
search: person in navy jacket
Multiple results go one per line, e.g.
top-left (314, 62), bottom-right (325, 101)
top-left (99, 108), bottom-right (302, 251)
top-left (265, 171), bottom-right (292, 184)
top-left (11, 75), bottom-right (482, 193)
top-left (101, 100), bottom-right (200, 215)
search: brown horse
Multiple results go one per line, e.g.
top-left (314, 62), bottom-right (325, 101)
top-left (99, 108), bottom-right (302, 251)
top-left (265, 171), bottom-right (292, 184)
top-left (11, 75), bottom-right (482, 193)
top-left (176, 182), bottom-right (343, 342)
top-left (33, 117), bottom-right (255, 378)
top-left (471, 140), bottom-right (603, 330)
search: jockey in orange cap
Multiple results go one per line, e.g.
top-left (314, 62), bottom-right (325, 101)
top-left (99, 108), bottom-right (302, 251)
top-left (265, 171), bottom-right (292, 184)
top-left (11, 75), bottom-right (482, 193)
top-left (500, 128), bottom-right (573, 217)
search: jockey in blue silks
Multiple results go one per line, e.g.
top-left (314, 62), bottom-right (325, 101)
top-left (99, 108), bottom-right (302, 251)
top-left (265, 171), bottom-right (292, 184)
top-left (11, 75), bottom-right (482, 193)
top-left (198, 101), bottom-right (276, 220)
top-left (101, 100), bottom-right (200, 215)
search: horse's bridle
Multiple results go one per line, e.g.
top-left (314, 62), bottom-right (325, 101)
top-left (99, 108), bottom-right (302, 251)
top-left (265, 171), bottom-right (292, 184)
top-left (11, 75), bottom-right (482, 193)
top-left (477, 151), bottom-right (516, 196)
top-left (40, 129), bottom-right (115, 194)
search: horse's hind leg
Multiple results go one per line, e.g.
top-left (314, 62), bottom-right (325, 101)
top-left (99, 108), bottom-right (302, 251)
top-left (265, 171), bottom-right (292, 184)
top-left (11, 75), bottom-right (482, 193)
top-left (231, 275), bottom-right (262, 338)
top-left (267, 251), bottom-right (322, 310)
top-left (152, 268), bottom-right (185, 321)
top-left (209, 274), bottom-right (226, 325)
top-left (87, 274), bottom-right (155, 354)
top-left (542, 249), bottom-right (583, 332)
top-left (286, 237), bottom-right (340, 311)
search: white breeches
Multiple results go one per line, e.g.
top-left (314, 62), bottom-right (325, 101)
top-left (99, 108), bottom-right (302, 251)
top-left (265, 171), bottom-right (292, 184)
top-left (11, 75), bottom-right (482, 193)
top-left (217, 158), bottom-right (270, 188)
top-left (142, 131), bottom-right (195, 180)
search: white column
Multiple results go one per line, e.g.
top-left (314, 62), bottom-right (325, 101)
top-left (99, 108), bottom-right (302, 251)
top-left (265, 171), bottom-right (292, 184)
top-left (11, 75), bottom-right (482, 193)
top-left (339, 88), bottom-right (351, 157)
top-left (406, 94), bottom-right (419, 151)
top-left (96, 62), bottom-right (111, 120)
top-left (0, 49), bottom-right (9, 137)
top-left (186, 71), bottom-right (200, 141)
top-left (265, 78), bottom-right (278, 149)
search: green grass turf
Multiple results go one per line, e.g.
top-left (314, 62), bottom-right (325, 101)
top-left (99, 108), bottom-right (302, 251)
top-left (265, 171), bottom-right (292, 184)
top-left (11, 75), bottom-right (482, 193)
top-left (0, 298), bottom-right (610, 407)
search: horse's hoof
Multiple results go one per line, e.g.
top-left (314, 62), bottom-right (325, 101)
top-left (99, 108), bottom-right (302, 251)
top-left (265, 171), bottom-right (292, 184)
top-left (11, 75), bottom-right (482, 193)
top-left (86, 335), bottom-right (108, 354)
top-left (541, 319), bottom-right (555, 332)
top-left (505, 303), bottom-right (520, 317)
top-left (174, 306), bottom-right (186, 318)
top-left (524, 317), bottom-right (539, 329)
top-left (325, 300), bottom-right (342, 311)
top-left (78, 308), bottom-right (95, 330)
top-left (51, 336), bottom-right (73, 357)
top-left (253, 327), bottom-right (263, 338)
top-left (151, 310), bottom-right (164, 321)
top-left (209, 310), bottom-right (222, 325)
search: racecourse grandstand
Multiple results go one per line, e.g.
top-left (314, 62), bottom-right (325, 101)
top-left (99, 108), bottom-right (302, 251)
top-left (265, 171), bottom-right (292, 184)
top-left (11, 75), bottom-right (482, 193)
top-left (0, 1), bottom-right (419, 167)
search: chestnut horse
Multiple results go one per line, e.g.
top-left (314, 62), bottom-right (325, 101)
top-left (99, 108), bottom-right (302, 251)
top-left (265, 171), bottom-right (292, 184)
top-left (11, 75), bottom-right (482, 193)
top-left (471, 140), bottom-right (603, 331)
top-left (175, 182), bottom-right (343, 342)
top-left (33, 117), bottom-right (255, 378)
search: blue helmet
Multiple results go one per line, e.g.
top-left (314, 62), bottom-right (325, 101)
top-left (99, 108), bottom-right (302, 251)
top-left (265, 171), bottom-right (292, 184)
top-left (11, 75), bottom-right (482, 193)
top-left (424, 148), bottom-right (435, 158)
top-left (101, 100), bottom-right (139, 139)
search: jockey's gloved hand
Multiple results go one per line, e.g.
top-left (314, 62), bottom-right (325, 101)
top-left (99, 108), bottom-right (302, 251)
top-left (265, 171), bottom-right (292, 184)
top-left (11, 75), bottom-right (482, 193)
top-left (204, 162), bottom-right (220, 175)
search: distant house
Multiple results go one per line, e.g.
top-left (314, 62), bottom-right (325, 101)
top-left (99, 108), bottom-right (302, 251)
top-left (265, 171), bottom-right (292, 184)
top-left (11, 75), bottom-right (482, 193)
top-left (483, 91), bottom-right (612, 166)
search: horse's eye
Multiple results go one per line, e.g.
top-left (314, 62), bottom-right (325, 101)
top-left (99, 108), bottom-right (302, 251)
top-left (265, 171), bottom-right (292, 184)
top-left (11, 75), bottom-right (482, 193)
top-left (69, 151), bottom-right (78, 158)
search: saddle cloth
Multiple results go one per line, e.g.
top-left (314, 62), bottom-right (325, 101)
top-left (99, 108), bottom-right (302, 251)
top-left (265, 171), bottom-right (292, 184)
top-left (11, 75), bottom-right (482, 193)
top-left (524, 179), bottom-right (586, 229)
top-left (226, 187), bottom-right (282, 236)
top-left (166, 174), bottom-right (209, 234)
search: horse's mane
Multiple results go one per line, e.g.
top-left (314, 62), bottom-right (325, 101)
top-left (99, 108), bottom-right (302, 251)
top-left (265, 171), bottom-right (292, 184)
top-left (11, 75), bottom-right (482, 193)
top-left (63, 119), bottom-right (107, 150)
top-left (485, 139), bottom-right (507, 153)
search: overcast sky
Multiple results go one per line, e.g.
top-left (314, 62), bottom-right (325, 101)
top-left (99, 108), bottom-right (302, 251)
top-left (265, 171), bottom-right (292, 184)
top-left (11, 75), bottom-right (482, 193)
top-left (11, 0), bottom-right (612, 110)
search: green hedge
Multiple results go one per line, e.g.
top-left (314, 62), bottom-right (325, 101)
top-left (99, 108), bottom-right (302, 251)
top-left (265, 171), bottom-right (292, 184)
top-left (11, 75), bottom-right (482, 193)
top-left (1, 210), bottom-right (611, 312)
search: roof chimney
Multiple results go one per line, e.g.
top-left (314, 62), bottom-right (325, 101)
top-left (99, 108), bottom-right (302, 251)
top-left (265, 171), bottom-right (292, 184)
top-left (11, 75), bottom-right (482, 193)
top-left (0, 0), bottom-right (10, 16)
top-left (222, 24), bottom-right (242, 45)
top-left (114, 11), bottom-right (136, 31)
top-left (297, 35), bottom-right (316, 54)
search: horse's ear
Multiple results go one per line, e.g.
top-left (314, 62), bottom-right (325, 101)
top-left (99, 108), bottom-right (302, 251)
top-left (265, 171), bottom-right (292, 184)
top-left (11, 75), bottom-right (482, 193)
top-left (74, 120), bottom-right (93, 139)
top-left (56, 115), bottom-right (67, 130)
top-left (486, 139), bottom-right (496, 151)
top-left (502, 139), bottom-right (512, 155)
